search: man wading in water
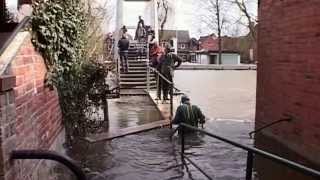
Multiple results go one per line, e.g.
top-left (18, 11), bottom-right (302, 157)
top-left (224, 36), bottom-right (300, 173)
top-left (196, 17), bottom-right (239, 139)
top-left (173, 95), bottom-right (206, 129)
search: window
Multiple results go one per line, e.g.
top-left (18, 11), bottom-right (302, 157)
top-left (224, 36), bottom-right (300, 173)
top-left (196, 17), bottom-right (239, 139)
top-left (180, 44), bottom-right (186, 49)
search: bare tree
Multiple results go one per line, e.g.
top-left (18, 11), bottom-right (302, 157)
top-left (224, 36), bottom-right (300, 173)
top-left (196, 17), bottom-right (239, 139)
top-left (200, 0), bottom-right (228, 64)
top-left (157, 0), bottom-right (171, 40)
top-left (230, 0), bottom-right (257, 40)
top-left (85, 0), bottom-right (114, 60)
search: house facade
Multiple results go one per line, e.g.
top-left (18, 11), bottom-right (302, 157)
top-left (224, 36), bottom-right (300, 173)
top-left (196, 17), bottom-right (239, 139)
top-left (159, 30), bottom-right (198, 62)
top-left (196, 34), bottom-right (241, 65)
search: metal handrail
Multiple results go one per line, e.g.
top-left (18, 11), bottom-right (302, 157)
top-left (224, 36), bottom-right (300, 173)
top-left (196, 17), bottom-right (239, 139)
top-left (177, 123), bottom-right (320, 180)
top-left (249, 117), bottom-right (292, 138)
top-left (148, 66), bottom-right (173, 85)
top-left (148, 66), bottom-right (183, 93)
top-left (0, 16), bottom-right (31, 56)
top-left (11, 150), bottom-right (86, 180)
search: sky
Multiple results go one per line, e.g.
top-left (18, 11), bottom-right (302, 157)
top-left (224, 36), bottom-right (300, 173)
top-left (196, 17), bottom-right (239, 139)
top-left (7, 0), bottom-right (257, 38)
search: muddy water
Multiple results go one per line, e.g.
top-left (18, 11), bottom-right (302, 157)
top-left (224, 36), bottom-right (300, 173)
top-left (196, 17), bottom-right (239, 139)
top-left (65, 70), bottom-right (257, 180)
top-left (174, 70), bottom-right (256, 121)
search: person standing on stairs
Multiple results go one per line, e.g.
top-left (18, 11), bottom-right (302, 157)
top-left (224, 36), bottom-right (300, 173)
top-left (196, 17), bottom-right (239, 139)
top-left (160, 44), bottom-right (183, 101)
top-left (150, 42), bottom-right (165, 100)
top-left (135, 16), bottom-right (146, 42)
top-left (118, 34), bottom-right (130, 72)
top-left (120, 25), bottom-right (128, 37)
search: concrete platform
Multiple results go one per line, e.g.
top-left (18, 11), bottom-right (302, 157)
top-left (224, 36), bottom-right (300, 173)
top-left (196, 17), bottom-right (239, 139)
top-left (120, 89), bottom-right (148, 96)
top-left (85, 120), bottom-right (170, 142)
top-left (146, 90), bottom-right (181, 120)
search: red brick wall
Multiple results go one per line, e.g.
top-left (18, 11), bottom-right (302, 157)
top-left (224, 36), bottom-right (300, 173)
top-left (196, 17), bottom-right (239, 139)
top-left (0, 34), bottom-right (63, 180)
top-left (255, 0), bottom-right (320, 178)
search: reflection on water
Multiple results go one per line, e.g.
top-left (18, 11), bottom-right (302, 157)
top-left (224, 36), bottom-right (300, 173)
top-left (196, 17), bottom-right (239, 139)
top-left (64, 70), bottom-right (257, 179)
top-left (67, 120), bottom-right (252, 180)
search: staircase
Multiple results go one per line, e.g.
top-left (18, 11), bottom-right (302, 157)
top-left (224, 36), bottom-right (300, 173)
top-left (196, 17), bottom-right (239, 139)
top-left (120, 42), bottom-right (156, 89)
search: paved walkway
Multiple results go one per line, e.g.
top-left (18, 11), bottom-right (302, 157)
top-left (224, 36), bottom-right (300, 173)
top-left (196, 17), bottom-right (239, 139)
top-left (147, 90), bottom-right (181, 120)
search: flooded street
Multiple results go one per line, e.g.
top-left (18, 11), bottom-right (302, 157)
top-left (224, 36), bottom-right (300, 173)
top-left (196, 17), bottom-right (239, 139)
top-left (66, 70), bottom-right (257, 180)
top-left (174, 70), bottom-right (256, 121)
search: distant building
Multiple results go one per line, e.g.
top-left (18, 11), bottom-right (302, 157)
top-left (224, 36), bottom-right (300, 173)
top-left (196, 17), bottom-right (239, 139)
top-left (197, 34), bottom-right (241, 65)
top-left (159, 30), bottom-right (198, 62)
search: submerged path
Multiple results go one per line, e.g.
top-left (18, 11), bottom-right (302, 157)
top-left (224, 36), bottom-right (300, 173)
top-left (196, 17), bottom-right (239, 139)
top-left (62, 70), bottom-right (257, 180)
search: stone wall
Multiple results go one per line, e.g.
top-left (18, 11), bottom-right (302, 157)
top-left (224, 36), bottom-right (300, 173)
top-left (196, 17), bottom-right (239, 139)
top-left (0, 32), bottom-right (64, 180)
top-left (255, 0), bottom-right (320, 179)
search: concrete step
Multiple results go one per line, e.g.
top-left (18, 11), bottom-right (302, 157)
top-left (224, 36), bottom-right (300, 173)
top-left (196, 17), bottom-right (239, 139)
top-left (127, 59), bottom-right (148, 62)
top-left (127, 67), bottom-right (148, 70)
top-left (120, 70), bottom-right (149, 74)
top-left (120, 77), bottom-right (156, 82)
top-left (120, 74), bottom-right (155, 78)
top-left (120, 81), bottom-right (156, 85)
top-left (120, 85), bottom-right (157, 89)
top-left (128, 64), bottom-right (148, 67)
top-left (85, 120), bottom-right (170, 142)
top-left (128, 55), bottom-right (147, 58)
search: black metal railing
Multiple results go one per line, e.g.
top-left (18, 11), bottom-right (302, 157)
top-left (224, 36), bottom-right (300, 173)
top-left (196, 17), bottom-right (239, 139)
top-left (176, 123), bottom-right (320, 180)
top-left (11, 150), bottom-right (86, 180)
top-left (249, 116), bottom-right (292, 138)
top-left (148, 66), bottom-right (183, 128)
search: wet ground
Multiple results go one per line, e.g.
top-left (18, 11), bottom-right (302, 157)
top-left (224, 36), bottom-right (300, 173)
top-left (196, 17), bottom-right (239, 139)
top-left (64, 70), bottom-right (257, 180)
top-left (107, 96), bottom-right (162, 130)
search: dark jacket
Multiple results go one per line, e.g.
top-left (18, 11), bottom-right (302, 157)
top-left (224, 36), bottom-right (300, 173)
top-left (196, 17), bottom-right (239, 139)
top-left (173, 103), bottom-right (205, 127)
top-left (137, 19), bottom-right (145, 28)
top-left (160, 53), bottom-right (183, 77)
top-left (118, 38), bottom-right (129, 51)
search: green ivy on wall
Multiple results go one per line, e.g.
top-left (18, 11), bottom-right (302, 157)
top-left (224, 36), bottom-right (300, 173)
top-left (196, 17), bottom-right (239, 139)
top-left (32, 0), bottom-right (110, 141)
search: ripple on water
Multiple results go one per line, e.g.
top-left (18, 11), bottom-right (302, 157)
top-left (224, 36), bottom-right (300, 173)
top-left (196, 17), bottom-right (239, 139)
top-left (66, 120), bottom-right (253, 180)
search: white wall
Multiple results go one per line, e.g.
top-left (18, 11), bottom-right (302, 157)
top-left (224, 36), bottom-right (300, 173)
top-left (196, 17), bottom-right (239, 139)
top-left (221, 53), bottom-right (241, 65)
top-left (117, 0), bottom-right (157, 39)
top-left (196, 53), bottom-right (240, 65)
top-left (196, 54), bottom-right (210, 64)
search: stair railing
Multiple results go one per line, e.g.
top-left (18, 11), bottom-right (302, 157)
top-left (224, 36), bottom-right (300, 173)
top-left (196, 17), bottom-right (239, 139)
top-left (174, 123), bottom-right (320, 180)
top-left (146, 42), bottom-right (150, 92)
top-left (11, 150), bottom-right (86, 180)
top-left (147, 66), bottom-right (180, 128)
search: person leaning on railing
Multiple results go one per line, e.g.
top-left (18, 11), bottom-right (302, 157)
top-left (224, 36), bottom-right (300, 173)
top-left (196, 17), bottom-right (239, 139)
top-left (160, 44), bottom-right (182, 101)
top-left (173, 95), bottom-right (206, 129)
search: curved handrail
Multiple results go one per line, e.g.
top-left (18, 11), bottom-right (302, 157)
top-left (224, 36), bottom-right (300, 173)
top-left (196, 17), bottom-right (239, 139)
top-left (178, 123), bottom-right (320, 179)
top-left (249, 117), bottom-right (292, 138)
top-left (11, 150), bottom-right (86, 180)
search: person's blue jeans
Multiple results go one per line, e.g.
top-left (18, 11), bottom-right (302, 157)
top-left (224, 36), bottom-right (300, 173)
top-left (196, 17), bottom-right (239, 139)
top-left (120, 51), bottom-right (128, 72)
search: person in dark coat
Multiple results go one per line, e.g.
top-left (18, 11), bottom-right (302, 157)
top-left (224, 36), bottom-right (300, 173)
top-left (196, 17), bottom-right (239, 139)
top-left (173, 95), bottom-right (206, 128)
top-left (120, 25), bottom-right (128, 37)
top-left (135, 16), bottom-right (146, 42)
top-left (160, 44), bottom-right (183, 101)
top-left (118, 34), bottom-right (130, 72)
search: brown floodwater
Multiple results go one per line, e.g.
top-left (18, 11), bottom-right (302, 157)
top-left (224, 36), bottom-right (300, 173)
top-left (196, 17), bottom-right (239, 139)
top-left (59, 70), bottom-right (257, 180)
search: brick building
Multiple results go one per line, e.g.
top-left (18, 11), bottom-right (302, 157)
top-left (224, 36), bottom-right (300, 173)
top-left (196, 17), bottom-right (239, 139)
top-left (255, 0), bottom-right (320, 179)
top-left (0, 8), bottom-right (64, 180)
top-left (159, 30), bottom-right (198, 61)
top-left (198, 33), bottom-right (256, 64)
top-left (197, 34), bottom-right (241, 65)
